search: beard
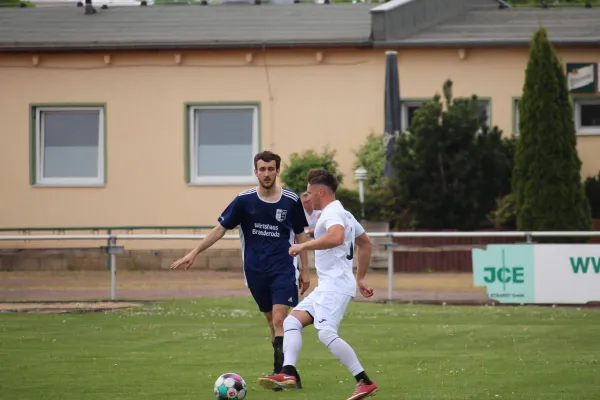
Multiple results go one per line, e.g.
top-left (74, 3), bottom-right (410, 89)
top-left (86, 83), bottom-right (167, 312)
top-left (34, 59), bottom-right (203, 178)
top-left (259, 178), bottom-right (275, 190)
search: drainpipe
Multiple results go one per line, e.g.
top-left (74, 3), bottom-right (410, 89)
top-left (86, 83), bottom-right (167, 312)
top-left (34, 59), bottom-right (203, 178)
top-left (85, 0), bottom-right (95, 15)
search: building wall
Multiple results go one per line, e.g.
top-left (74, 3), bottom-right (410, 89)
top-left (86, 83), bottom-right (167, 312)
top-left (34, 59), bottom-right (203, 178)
top-left (1, 46), bottom-right (599, 252)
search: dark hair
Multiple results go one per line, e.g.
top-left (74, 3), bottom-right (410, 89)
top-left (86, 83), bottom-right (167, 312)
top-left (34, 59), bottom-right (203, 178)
top-left (254, 151), bottom-right (281, 170)
top-left (307, 169), bottom-right (338, 193)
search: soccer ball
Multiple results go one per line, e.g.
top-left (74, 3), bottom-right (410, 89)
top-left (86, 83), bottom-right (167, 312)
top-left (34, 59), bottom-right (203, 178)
top-left (214, 372), bottom-right (247, 399)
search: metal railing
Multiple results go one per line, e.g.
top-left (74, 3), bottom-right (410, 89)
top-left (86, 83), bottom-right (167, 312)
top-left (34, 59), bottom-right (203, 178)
top-left (0, 225), bottom-right (214, 271)
top-left (2, 230), bottom-right (600, 302)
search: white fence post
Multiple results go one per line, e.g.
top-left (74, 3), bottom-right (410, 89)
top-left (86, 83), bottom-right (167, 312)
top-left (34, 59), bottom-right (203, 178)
top-left (386, 233), bottom-right (395, 302)
top-left (110, 236), bottom-right (117, 301)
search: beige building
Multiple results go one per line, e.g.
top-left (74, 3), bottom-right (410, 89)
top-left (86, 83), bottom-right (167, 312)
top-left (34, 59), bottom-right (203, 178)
top-left (1, 0), bottom-right (600, 257)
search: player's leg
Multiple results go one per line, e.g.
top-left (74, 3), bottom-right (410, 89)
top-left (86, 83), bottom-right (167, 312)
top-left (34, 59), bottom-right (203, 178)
top-left (270, 304), bottom-right (288, 374)
top-left (257, 299), bottom-right (314, 391)
top-left (247, 278), bottom-right (280, 375)
top-left (279, 308), bottom-right (313, 386)
top-left (313, 292), bottom-right (378, 400)
top-left (262, 311), bottom-right (275, 343)
top-left (269, 274), bottom-right (299, 375)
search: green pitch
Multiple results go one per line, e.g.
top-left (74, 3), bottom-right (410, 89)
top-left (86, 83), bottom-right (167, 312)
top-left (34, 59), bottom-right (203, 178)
top-left (1, 298), bottom-right (599, 399)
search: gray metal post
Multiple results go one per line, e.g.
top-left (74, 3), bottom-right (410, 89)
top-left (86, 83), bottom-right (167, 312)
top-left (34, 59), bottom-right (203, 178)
top-left (526, 232), bottom-right (533, 243)
top-left (387, 233), bottom-right (394, 302)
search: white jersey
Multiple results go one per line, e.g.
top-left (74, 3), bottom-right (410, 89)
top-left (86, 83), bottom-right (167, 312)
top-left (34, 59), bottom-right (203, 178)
top-left (304, 209), bottom-right (322, 230)
top-left (313, 200), bottom-right (365, 297)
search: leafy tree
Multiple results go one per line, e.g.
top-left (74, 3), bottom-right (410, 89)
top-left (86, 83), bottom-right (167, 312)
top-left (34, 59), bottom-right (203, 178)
top-left (344, 133), bottom-right (393, 221)
top-left (390, 79), bottom-right (514, 230)
top-left (512, 27), bottom-right (592, 240)
top-left (335, 187), bottom-right (392, 222)
top-left (489, 193), bottom-right (517, 230)
top-left (353, 133), bottom-right (386, 191)
top-left (279, 148), bottom-right (343, 195)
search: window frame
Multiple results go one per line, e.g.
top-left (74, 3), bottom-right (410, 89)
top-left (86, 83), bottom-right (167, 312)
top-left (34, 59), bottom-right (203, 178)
top-left (475, 98), bottom-right (492, 129)
top-left (186, 103), bottom-right (260, 186)
top-left (574, 98), bottom-right (600, 135)
top-left (512, 97), bottom-right (520, 136)
top-left (400, 99), bottom-right (427, 132)
top-left (31, 104), bottom-right (106, 187)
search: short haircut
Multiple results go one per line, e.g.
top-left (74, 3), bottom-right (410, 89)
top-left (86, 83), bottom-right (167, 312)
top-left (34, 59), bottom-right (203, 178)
top-left (307, 169), bottom-right (338, 193)
top-left (254, 151), bottom-right (281, 170)
top-left (300, 192), bottom-right (309, 198)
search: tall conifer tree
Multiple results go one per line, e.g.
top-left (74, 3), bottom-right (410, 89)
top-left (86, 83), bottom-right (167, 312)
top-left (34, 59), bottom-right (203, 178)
top-left (512, 27), bottom-right (592, 239)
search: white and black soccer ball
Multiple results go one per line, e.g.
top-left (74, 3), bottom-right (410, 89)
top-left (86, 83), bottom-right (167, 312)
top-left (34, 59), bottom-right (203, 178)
top-left (214, 372), bottom-right (247, 400)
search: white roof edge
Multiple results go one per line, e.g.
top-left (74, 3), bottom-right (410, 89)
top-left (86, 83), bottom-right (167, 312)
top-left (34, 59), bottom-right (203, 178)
top-left (370, 0), bottom-right (412, 13)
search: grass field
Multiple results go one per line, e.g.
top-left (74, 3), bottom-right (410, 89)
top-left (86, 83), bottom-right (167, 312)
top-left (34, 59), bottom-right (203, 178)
top-left (1, 298), bottom-right (600, 400)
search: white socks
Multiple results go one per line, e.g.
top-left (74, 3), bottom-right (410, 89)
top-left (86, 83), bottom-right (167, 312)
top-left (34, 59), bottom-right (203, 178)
top-left (282, 316), bottom-right (303, 367)
top-left (282, 316), bottom-right (364, 376)
top-left (318, 329), bottom-right (364, 375)
top-left (319, 330), bottom-right (363, 375)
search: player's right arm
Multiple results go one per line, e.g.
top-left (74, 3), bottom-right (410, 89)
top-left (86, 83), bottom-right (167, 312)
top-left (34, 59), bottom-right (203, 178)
top-left (170, 224), bottom-right (228, 270)
top-left (171, 196), bottom-right (243, 270)
top-left (170, 224), bottom-right (228, 271)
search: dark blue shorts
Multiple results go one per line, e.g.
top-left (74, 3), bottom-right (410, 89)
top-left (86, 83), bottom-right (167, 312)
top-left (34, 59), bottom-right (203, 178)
top-left (247, 273), bottom-right (298, 313)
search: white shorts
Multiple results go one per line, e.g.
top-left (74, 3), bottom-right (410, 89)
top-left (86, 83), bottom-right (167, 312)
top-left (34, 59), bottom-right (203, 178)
top-left (294, 290), bottom-right (352, 333)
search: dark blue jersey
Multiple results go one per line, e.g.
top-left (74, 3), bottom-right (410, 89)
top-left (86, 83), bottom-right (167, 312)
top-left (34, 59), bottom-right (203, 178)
top-left (218, 186), bottom-right (308, 277)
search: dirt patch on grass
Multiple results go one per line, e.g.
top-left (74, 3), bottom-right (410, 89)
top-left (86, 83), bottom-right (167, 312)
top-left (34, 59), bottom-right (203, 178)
top-left (0, 301), bottom-right (145, 314)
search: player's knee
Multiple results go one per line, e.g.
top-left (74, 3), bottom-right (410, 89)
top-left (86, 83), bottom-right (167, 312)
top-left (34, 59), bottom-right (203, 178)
top-left (317, 329), bottom-right (339, 347)
top-left (283, 315), bottom-right (303, 332)
top-left (272, 312), bottom-right (286, 329)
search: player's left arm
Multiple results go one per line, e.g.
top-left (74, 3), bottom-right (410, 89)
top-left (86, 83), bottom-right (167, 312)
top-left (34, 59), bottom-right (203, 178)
top-left (355, 232), bottom-right (373, 281)
top-left (354, 219), bottom-right (374, 298)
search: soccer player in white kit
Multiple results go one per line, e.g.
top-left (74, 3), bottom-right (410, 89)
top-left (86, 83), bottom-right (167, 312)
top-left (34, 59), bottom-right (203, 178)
top-left (258, 169), bottom-right (379, 400)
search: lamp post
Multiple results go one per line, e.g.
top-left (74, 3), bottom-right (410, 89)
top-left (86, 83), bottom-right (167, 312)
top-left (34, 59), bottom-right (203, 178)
top-left (354, 167), bottom-right (368, 219)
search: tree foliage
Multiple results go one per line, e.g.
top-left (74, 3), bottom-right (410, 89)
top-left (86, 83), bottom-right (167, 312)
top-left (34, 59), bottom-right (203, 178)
top-left (389, 79), bottom-right (515, 230)
top-left (584, 173), bottom-right (600, 219)
top-left (353, 133), bottom-right (386, 191)
top-left (512, 26), bottom-right (592, 240)
top-left (279, 148), bottom-right (343, 195)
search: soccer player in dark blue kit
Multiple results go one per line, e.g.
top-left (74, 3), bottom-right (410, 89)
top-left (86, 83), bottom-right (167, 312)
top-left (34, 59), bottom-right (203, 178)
top-left (170, 151), bottom-right (310, 388)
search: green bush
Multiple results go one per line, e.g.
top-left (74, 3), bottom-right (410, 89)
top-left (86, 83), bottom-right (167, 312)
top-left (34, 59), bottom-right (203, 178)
top-left (336, 187), bottom-right (391, 222)
top-left (353, 133), bottom-right (386, 190)
top-left (280, 148), bottom-right (343, 195)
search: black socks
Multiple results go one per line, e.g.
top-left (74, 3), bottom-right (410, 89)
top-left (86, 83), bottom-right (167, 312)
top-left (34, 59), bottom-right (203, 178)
top-left (354, 371), bottom-right (372, 385)
top-left (275, 338), bottom-right (302, 388)
top-left (272, 336), bottom-right (284, 373)
top-left (281, 365), bottom-right (298, 377)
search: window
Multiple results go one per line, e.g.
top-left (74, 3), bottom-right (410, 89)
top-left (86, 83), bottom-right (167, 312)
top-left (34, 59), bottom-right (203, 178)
top-left (513, 98), bottom-right (520, 135)
top-left (188, 104), bottom-right (259, 185)
top-left (575, 99), bottom-right (600, 135)
top-left (476, 99), bottom-right (492, 128)
top-left (33, 106), bottom-right (105, 186)
top-left (401, 101), bottom-right (425, 132)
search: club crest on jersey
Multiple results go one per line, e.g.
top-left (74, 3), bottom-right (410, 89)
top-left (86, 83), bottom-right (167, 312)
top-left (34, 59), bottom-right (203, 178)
top-left (275, 209), bottom-right (287, 222)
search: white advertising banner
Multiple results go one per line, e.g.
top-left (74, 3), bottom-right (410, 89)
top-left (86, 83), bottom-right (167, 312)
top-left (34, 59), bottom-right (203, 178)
top-left (472, 244), bottom-right (600, 304)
